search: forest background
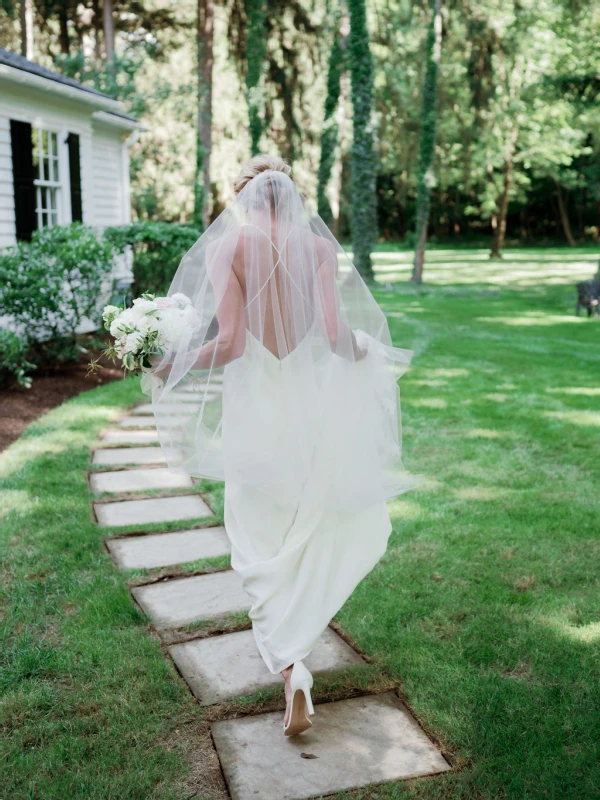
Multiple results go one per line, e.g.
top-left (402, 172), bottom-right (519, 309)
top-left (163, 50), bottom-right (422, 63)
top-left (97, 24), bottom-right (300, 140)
top-left (1, 0), bottom-right (599, 268)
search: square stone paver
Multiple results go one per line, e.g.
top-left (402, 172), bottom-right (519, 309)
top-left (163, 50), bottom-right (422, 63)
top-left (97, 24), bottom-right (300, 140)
top-left (212, 692), bottom-right (450, 800)
top-left (106, 526), bottom-right (230, 570)
top-left (90, 467), bottom-right (192, 494)
top-left (100, 429), bottom-right (160, 445)
top-left (131, 569), bottom-right (248, 628)
top-left (134, 403), bottom-right (197, 415)
top-left (169, 626), bottom-right (364, 705)
top-left (94, 494), bottom-right (212, 527)
top-left (118, 416), bottom-right (157, 428)
top-left (92, 447), bottom-right (167, 466)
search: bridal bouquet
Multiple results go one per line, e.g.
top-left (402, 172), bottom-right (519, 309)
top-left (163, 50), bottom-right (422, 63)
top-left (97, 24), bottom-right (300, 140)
top-left (91, 292), bottom-right (200, 374)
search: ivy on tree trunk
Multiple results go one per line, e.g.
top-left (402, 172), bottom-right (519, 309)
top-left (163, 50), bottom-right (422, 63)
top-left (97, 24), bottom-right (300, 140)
top-left (194, 0), bottom-right (214, 230)
top-left (317, 14), bottom-right (347, 226)
top-left (412, 0), bottom-right (443, 284)
top-left (245, 0), bottom-right (267, 156)
top-left (348, 0), bottom-right (376, 282)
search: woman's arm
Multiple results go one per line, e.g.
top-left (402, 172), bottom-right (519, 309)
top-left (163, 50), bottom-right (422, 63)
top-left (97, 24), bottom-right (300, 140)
top-left (153, 264), bottom-right (246, 378)
top-left (316, 239), bottom-right (367, 361)
top-left (189, 267), bottom-right (246, 369)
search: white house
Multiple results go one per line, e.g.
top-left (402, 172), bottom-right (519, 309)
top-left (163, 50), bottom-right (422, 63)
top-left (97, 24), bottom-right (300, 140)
top-left (0, 47), bottom-right (142, 250)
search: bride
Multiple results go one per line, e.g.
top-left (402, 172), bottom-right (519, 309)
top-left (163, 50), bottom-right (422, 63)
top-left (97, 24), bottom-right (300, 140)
top-left (146, 154), bottom-right (417, 736)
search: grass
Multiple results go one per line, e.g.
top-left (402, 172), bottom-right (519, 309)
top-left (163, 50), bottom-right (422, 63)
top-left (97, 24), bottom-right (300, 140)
top-left (1, 244), bottom-right (599, 799)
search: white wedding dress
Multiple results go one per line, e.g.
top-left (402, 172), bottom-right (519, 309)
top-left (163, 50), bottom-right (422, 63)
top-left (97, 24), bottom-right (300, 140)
top-left (144, 169), bottom-right (417, 675)
top-left (223, 326), bottom-right (394, 673)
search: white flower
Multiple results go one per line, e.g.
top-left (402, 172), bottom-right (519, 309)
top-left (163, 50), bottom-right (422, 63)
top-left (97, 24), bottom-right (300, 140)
top-left (132, 297), bottom-right (158, 315)
top-left (181, 304), bottom-right (200, 327)
top-left (110, 308), bottom-right (136, 337)
top-left (137, 315), bottom-right (159, 335)
top-left (102, 304), bottom-right (121, 322)
top-left (123, 331), bottom-right (144, 354)
top-left (171, 292), bottom-right (192, 308)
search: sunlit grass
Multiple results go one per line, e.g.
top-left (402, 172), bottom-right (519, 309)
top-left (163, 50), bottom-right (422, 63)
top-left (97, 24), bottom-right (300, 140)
top-left (1, 244), bottom-right (599, 799)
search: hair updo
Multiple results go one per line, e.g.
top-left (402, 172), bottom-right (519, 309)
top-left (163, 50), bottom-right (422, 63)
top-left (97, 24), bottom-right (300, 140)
top-left (234, 154), bottom-right (293, 195)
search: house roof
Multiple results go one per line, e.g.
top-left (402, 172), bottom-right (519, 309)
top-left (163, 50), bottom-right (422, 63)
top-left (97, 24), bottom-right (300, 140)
top-left (0, 47), bottom-right (139, 125)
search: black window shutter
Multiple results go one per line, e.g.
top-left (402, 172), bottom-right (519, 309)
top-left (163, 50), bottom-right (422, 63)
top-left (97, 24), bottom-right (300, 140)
top-left (10, 119), bottom-right (37, 241)
top-left (67, 133), bottom-right (83, 222)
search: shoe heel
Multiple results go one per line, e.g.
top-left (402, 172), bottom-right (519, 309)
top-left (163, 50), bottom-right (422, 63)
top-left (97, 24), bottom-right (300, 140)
top-left (302, 687), bottom-right (315, 717)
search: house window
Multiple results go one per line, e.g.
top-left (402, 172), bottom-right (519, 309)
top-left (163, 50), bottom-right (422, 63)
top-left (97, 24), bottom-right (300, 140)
top-left (32, 128), bottom-right (60, 228)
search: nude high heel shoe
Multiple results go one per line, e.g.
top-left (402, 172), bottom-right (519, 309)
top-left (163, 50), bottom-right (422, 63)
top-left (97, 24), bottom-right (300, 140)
top-left (283, 661), bottom-right (315, 737)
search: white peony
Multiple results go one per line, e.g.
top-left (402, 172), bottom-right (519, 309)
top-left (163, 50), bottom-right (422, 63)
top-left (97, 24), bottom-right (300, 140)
top-left (171, 292), bottom-right (192, 308)
top-left (132, 297), bottom-right (158, 315)
top-left (123, 330), bottom-right (144, 353)
top-left (110, 308), bottom-right (137, 337)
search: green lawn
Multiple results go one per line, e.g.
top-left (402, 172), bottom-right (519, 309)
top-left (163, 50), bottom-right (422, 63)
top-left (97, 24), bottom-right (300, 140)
top-left (1, 245), bottom-right (599, 799)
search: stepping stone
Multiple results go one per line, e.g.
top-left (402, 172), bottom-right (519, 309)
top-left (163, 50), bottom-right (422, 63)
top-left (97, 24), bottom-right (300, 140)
top-left (106, 526), bottom-right (230, 570)
top-left (131, 569), bottom-right (248, 628)
top-left (90, 467), bottom-right (192, 494)
top-left (169, 627), bottom-right (364, 706)
top-left (133, 403), bottom-right (196, 415)
top-left (212, 692), bottom-right (450, 800)
top-left (118, 416), bottom-right (157, 428)
top-left (92, 447), bottom-right (167, 466)
top-left (99, 429), bottom-right (160, 445)
top-left (94, 494), bottom-right (212, 528)
top-left (170, 391), bottom-right (220, 402)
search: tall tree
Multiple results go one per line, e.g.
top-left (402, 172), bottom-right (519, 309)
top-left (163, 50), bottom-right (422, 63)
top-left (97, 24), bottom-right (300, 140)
top-left (194, 0), bottom-right (214, 228)
top-left (317, 12), bottom-right (348, 226)
top-left (348, 0), bottom-right (376, 281)
top-left (412, 0), bottom-right (443, 283)
top-left (20, 0), bottom-right (33, 59)
top-left (103, 0), bottom-right (115, 63)
top-left (245, 0), bottom-right (267, 156)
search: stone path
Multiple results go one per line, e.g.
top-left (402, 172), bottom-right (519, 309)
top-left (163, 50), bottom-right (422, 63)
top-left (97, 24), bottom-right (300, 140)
top-left (169, 627), bottom-right (365, 706)
top-left (107, 526), bottom-right (230, 570)
top-left (90, 401), bottom-right (450, 799)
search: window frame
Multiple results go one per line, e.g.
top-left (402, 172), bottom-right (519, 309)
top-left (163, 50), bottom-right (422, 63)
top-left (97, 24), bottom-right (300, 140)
top-left (31, 126), bottom-right (64, 230)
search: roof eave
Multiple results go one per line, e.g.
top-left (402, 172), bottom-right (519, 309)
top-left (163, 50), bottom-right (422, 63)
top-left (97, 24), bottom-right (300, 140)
top-left (92, 110), bottom-right (146, 132)
top-left (0, 63), bottom-right (128, 115)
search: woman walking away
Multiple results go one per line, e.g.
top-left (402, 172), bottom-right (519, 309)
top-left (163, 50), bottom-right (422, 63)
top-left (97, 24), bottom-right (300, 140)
top-left (144, 154), bottom-right (418, 736)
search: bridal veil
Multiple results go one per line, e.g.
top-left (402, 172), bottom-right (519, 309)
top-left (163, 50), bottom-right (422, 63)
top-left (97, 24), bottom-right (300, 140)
top-left (143, 168), bottom-right (416, 512)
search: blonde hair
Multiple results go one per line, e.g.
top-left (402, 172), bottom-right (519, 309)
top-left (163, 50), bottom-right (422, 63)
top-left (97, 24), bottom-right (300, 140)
top-left (234, 154), bottom-right (293, 195)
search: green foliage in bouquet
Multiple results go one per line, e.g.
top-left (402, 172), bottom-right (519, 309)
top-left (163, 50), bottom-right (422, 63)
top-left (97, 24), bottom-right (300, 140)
top-left (98, 295), bottom-right (164, 373)
top-left (104, 222), bottom-right (202, 297)
top-left (0, 224), bottom-right (116, 370)
top-left (0, 329), bottom-right (36, 389)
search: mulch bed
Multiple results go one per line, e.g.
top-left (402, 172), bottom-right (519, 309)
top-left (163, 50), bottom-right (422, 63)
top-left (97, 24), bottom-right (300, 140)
top-left (0, 349), bottom-right (123, 453)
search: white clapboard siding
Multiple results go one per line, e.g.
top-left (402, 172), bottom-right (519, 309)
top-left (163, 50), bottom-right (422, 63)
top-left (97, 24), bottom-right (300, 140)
top-left (92, 130), bottom-right (124, 228)
top-left (0, 115), bottom-right (15, 249)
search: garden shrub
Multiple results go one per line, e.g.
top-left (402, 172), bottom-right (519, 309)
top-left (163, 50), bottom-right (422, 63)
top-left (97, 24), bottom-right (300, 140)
top-left (0, 224), bottom-right (116, 369)
top-left (104, 221), bottom-right (202, 296)
top-left (0, 329), bottom-right (36, 389)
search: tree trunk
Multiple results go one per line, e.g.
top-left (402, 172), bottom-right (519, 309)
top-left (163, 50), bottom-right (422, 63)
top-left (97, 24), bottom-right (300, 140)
top-left (317, 12), bottom-right (348, 227)
top-left (194, 0), bottom-right (214, 229)
top-left (59, 6), bottom-right (70, 54)
top-left (489, 121), bottom-right (518, 259)
top-left (20, 0), bottom-right (34, 60)
top-left (331, 71), bottom-right (349, 238)
top-left (103, 0), bottom-right (115, 63)
top-left (490, 156), bottom-right (513, 258)
top-left (348, 0), bottom-right (376, 281)
top-left (555, 181), bottom-right (576, 246)
top-left (412, 0), bottom-right (443, 284)
top-left (245, 0), bottom-right (267, 156)
top-left (92, 0), bottom-right (102, 57)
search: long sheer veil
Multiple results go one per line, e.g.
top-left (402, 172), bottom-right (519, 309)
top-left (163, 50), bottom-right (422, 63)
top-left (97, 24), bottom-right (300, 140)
top-left (142, 169), bottom-right (418, 510)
